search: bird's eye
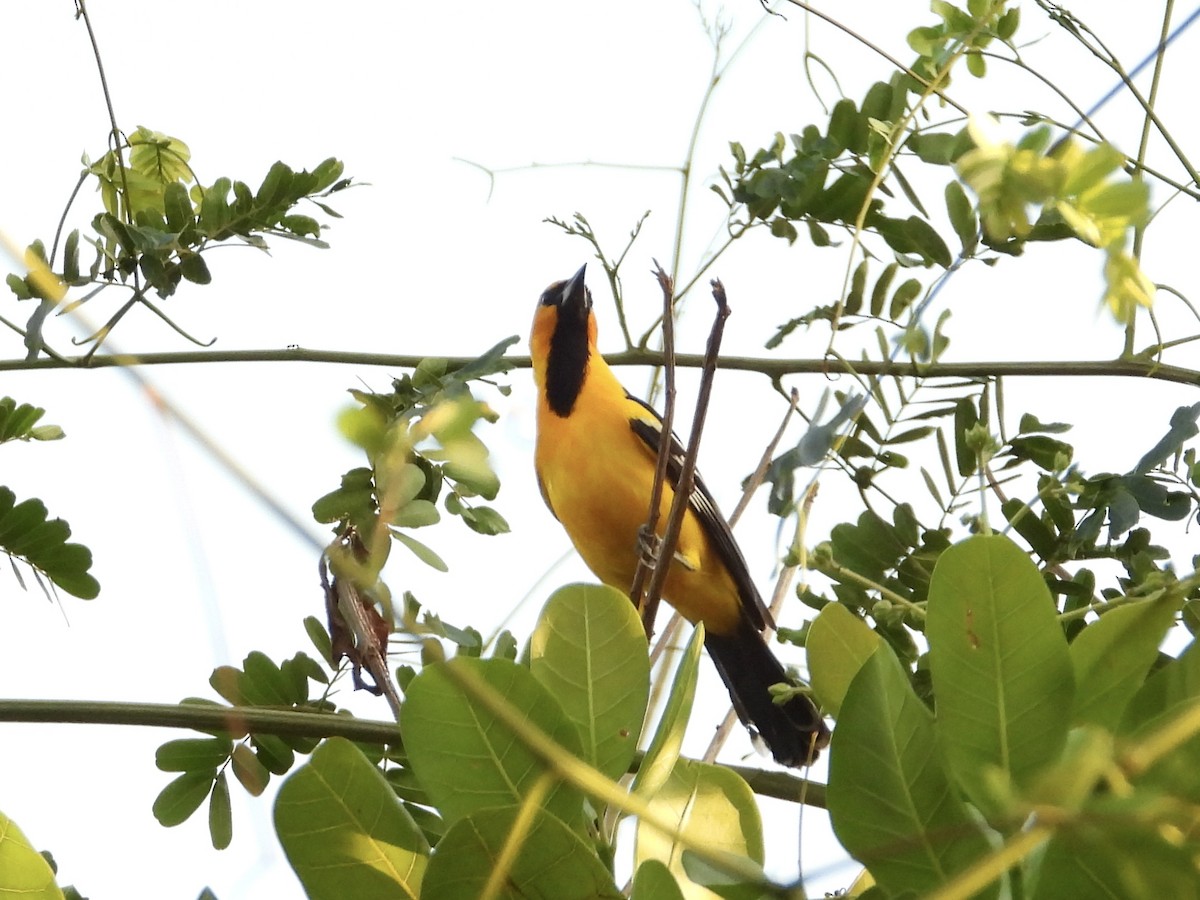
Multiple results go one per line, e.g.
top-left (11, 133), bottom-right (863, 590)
top-left (539, 281), bottom-right (566, 306)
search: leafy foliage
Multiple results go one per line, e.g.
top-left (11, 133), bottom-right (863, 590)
top-left (6, 125), bottom-right (355, 356)
top-left (12, 0), bottom-right (1200, 898)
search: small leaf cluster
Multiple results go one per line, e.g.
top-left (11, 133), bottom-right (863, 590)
top-left (0, 399), bottom-right (98, 600)
top-left (273, 584), bottom-right (785, 898)
top-left (809, 534), bottom-right (1200, 896)
top-left (152, 633), bottom-right (338, 850)
top-left (313, 339), bottom-right (516, 579)
top-left (908, 0), bottom-right (1020, 81)
top-left (717, 73), bottom-right (956, 270)
top-left (6, 125), bottom-right (354, 352)
top-left (793, 387), bottom-right (1200, 682)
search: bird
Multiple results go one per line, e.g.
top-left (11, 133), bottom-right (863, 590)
top-left (529, 263), bottom-right (830, 766)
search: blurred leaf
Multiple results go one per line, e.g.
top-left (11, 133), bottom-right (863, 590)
top-left (635, 759), bottom-right (764, 895)
top-left (631, 859), bottom-right (686, 900)
top-left (421, 806), bottom-right (621, 900)
top-left (1070, 593), bottom-right (1181, 730)
top-left (0, 811), bottom-right (65, 900)
top-left (401, 657), bottom-right (585, 825)
top-left (631, 624), bottom-right (703, 803)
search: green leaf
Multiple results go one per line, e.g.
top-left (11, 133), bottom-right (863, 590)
top-left (208, 772), bottom-right (233, 850)
top-left (806, 602), bottom-right (883, 717)
top-left (0, 488), bottom-right (99, 599)
top-left (155, 737), bottom-right (232, 772)
top-left (828, 646), bottom-right (994, 897)
top-left (0, 811), bottom-right (65, 900)
top-left (926, 535), bottom-right (1074, 814)
top-left (400, 657), bottom-right (585, 825)
top-left (275, 738), bottom-right (429, 900)
top-left (1070, 594), bottom-right (1181, 730)
top-left (953, 397), bottom-right (979, 476)
top-left (256, 161), bottom-right (294, 208)
top-left (391, 530), bottom-right (448, 572)
top-left (153, 770), bottom-right (215, 827)
top-left (631, 860), bottom-right (686, 900)
top-left (1001, 498), bottom-right (1058, 560)
top-left (458, 504), bottom-right (510, 535)
top-left (304, 615), bottom-right (334, 665)
top-left (889, 277), bottom-right (923, 319)
top-left (231, 742), bottom-right (270, 796)
top-left (529, 583), bottom-right (649, 780)
top-left (7, 273), bottom-right (34, 300)
top-left (420, 806), bottom-right (621, 900)
top-left (1032, 813), bottom-right (1200, 900)
top-left (944, 181), bottom-right (978, 254)
top-left (631, 624), bottom-right (703, 803)
top-left (827, 98), bottom-right (864, 154)
top-left (635, 759), bottom-right (764, 892)
top-left (239, 651), bottom-right (293, 706)
top-left (870, 262), bottom-right (898, 317)
top-left (179, 252), bottom-right (211, 285)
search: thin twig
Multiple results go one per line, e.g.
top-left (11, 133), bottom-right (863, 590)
top-left (728, 387), bottom-right (802, 527)
top-left (631, 264), bottom-right (677, 635)
top-left (642, 281), bottom-right (732, 632)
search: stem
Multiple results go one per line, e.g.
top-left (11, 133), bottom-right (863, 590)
top-left (0, 349), bottom-right (1197, 387)
top-left (631, 265), bottom-right (678, 633)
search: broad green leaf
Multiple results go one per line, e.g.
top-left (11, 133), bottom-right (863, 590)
top-left (828, 647), bottom-right (994, 897)
top-left (927, 535), bottom-right (1074, 814)
top-left (0, 811), bottom-right (65, 900)
top-left (421, 806), bottom-right (621, 900)
top-left (1118, 641), bottom-right (1200, 801)
top-left (1031, 812), bottom-right (1200, 900)
top-left (631, 624), bottom-right (703, 802)
top-left (1070, 594), bottom-right (1181, 730)
top-left (275, 738), bottom-right (428, 900)
top-left (635, 759), bottom-right (764, 900)
top-left (1122, 640), bottom-right (1200, 736)
top-left (401, 657), bottom-right (585, 825)
top-left (153, 770), bottom-right (215, 827)
top-left (632, 859), bottom-right (687, 900)
top-left (529, 583), bottom-right (649, 780)
top-left (806, 601), bottom-right (882, 716)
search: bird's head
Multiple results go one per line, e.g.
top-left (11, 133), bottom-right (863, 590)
top-left (530, 264), bottom-right (595, 417)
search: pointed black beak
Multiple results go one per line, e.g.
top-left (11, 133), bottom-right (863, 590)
top-left (562, 264), bottom-right (588, 312)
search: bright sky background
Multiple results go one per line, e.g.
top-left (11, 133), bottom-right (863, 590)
top-left (3, 2), bottom-right (1199, 898)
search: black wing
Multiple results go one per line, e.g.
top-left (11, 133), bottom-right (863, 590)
top-left (626, 393), bottom-right (772, 632)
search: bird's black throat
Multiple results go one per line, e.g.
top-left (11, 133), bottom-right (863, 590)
top-left (545, 303), bottom-right (589, 418)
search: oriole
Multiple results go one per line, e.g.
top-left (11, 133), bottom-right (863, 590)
top-left (530, 264), bottom-right (830, 766)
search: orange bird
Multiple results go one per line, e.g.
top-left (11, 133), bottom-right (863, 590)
top-left (530, 264), bottom-right (829, 766)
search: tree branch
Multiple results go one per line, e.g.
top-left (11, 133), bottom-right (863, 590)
top-left (4, 347), bottom-right (1196, 387)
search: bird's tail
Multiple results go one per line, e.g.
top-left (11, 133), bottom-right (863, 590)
top-left (704, 619), bottom-right (830, 767)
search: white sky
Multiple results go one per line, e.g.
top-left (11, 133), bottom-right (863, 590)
top-left (2, 2), bottom-right (1199, 898)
